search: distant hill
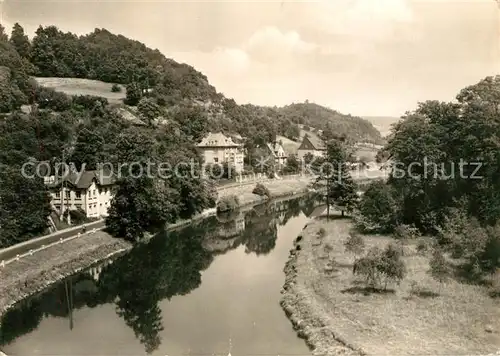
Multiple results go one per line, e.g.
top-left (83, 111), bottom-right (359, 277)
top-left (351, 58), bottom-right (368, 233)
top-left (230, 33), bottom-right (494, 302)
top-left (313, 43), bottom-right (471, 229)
top-left (279, 103), bottom-right (384, 144)
top-left (362, 116), bottom-right (402, 137)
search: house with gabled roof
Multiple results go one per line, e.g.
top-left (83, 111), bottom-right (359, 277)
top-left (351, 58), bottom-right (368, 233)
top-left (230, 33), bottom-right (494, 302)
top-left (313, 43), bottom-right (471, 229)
top-left (265, 141), bottom-right (287, 166)
top-left (44, 169), bottom-right (116, 219)
top-left (197, 132), bottom-right (245, 173)
top-left (297, 134), bottom-right (327, 161)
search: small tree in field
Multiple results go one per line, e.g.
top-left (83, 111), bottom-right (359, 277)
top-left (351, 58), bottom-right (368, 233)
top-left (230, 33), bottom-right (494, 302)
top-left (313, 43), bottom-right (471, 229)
top-left (111, 83), bottom-right (122, 92)
top-left (315, 140), bottom-right (358, 219)
top-left (380, 243), bottom-right (407, 289)
top-left (344, 232), bottom-right (365, 257)
top-left (353, 244), bottom-right (406, 290)
top-left (323, 243), bottom-right (334, 259)
top-left (353, 247), bottom-right (382, 288)
top-left (429, 248), bottom-right (450, 285)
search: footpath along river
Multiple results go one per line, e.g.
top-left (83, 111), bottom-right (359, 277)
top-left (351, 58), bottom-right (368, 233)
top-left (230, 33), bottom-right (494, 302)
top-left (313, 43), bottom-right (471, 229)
top-left (0, 195), bottom-right (323, 356)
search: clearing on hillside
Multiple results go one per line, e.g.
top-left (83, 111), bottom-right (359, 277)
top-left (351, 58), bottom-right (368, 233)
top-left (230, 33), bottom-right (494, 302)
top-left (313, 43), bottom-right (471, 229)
top-left (34, 77), bottom-right (126, 104)
top-left (276, 135), bottom-right (301, 155)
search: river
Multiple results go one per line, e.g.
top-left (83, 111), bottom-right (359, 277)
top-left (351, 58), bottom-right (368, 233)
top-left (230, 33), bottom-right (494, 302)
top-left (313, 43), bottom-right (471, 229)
top-left (0, 195), bottom-right (322, 356)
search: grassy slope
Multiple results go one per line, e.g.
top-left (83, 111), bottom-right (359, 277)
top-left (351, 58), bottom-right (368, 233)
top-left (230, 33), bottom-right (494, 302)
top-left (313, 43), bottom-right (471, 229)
top-left (282, 217), bottom-right (500, 355)
top-left (34, 77), bottom-right (126, 104)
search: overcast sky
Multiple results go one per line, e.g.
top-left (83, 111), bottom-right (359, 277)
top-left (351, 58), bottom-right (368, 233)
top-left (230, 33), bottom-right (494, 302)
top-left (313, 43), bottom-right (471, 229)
top-left (1, 0), bottom-right (499, 117)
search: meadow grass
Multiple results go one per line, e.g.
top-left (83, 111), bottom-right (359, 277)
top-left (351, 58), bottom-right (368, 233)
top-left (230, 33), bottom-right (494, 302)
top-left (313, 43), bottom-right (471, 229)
top-left (34, 77), bottom-right (126, 104)
top-left (282, 217), bottom-right (500, 355)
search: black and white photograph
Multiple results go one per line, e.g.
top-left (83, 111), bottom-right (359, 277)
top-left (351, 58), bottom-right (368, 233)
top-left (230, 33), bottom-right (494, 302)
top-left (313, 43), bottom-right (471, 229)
top-left (0, 0), bottom-right (499, 355)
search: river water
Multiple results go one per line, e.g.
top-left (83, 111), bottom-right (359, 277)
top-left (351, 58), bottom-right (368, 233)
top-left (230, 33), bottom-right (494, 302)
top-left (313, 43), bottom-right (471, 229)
top-left (0, 195), bottom-right (321, 356)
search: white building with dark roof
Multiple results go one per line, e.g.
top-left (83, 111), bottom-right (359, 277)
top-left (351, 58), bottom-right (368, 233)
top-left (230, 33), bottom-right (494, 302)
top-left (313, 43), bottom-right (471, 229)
top-left (197, 132), bottom-right (244, 173)
top-left (44, 170), bottom-right (116, 218)
top-left (266, 141), bottom-right (287, 166)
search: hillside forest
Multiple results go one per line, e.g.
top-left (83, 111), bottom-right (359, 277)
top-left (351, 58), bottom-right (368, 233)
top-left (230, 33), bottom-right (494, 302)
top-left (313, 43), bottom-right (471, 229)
top-left (0, 22), bottom-right (383, 247)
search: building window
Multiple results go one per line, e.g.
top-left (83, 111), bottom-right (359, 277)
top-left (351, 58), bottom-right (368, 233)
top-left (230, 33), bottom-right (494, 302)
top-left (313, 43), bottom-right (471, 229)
top-left (76, 191), bottom-right (81, 199)
top-left (93, 189), bottom-right (96, 196)
top-left (65, 191), bottom-right (70, 199)
top-left (214, 157), bottom-right (219, 163)
top-left (55, 192), bottom-right (60, 198)
top-left (55, 204), bottom-right (60, 210)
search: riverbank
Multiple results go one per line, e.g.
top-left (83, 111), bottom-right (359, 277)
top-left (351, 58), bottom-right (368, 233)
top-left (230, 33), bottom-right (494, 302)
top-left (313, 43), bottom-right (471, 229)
top-left (0, 176), bottom-right (313, 320)
top-left (0, 231), bottom-right (132, 317)
top-left (218, 175), bottom-right (313, 208)
top-left (281, 217), bottom-right (500, 356)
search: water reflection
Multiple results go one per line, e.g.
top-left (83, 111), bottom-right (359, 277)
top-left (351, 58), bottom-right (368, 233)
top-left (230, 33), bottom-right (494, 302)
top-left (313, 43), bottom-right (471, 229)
top-left (0, 194), bottom-right (320, 354)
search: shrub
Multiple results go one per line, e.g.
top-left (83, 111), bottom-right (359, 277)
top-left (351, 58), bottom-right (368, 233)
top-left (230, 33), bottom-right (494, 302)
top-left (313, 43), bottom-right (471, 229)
top-left (69, 208), bottom-right (88, 225)
top-left (353, 243), bottom-right (406, 289)
top-left (205, 162), bottom-right (233, 180)
top-left (428, 248), bottom-right (450, 283)
top-left (72, 95), bottom-right (109, 111)
top-left (355, 180), bottom-right (401, 234)
top-left (416, 239), bottom-right (430, 256)
top-left (489, 269), bottom-right (500, 298)
top-left (344, 232), bottom-right (365, 257)
top-left (439, 210), bottom-right (500, 277)
top-left (380, 243), bottom-right (407, 285)
top-left (36, 86), bottom-right (72, 111)
top-left (253, 183), bottom-right (271, 198)
top-left (323, 243), bottom-right (334, 257)
top-left (111, 83), bottom-right (122, 92)
top-left (393, 224), bottom-right (420, 241)
top-left (216, 195), bottom-right (240, 213)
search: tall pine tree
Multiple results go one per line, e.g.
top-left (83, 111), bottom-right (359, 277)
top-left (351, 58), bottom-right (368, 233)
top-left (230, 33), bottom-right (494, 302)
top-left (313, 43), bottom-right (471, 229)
top-left (315, 139), bottom-right (358, 218)
top-left (10, 23), bottom-right (31, 59)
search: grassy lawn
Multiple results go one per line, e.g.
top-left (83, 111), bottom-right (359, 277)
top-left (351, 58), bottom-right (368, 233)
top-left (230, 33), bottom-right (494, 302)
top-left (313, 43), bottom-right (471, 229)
top-left (292, 217), bottom-right (500, 355)
top-left (34, 77), bottom-right (126, 104)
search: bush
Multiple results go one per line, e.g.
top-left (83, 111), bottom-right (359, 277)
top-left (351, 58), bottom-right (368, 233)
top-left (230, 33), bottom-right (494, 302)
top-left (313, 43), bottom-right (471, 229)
top-left (36, 86), bottom-right (72, 111)
top-left (205, 162), bottom-right (233, 180)
top-left (489, 269), bottom-right (500, 298)
top-left (438, 210), bottom-right (500, 277)
top-left (428, 248), bottom-right (450, 283)
top-left (355, 180), bottom-right (401, 234)
top-left (353, 243), bottom-right (407, 289)
top-left (323, 243), bottom-right (334, 257)
top-left (393, 224), bottom-right (420, 241)
top-left (216, 195), bottom-right (240, 213)
top-left (253, 183), bottom-right (271, 198)
top-left (344, 232), bottom-right (365, 256)
top-left (416, 239), bottom-right (430, 255)
top-left (111, 83), bottom-right (122, 92)
top-left (72, 95), bottom-right (109, 111)
top-left (69, 208), bottom-right (88, 225)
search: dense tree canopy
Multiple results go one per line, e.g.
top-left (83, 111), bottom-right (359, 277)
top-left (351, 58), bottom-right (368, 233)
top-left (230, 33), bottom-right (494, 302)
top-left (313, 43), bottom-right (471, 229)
top-left (383, 76), bottom-right (500, 232)
top-left (357, 76), bottom-right (500, 278)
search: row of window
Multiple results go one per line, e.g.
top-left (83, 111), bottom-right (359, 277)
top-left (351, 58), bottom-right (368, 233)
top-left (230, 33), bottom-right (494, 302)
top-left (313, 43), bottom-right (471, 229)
top-left (55, 187), bottom-right (110, 199)
top-left (54, 201), bottom-right (109, 211)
